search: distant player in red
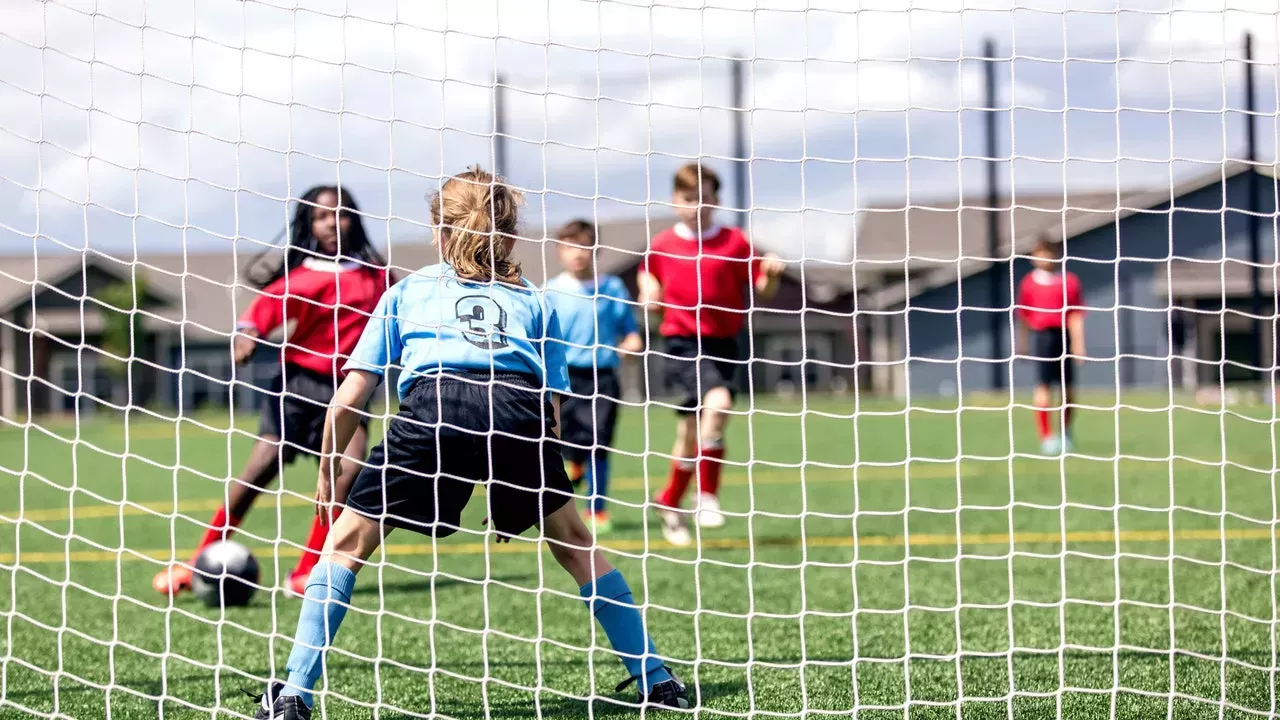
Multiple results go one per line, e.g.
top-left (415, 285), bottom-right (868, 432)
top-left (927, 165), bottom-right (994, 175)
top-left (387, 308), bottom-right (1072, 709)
top-left (1017, 240), bottom-right (1086, 455)
top-left (152, 186), bottom-right (390, 598)
top-left (638, 162), bottom-right (785, 546)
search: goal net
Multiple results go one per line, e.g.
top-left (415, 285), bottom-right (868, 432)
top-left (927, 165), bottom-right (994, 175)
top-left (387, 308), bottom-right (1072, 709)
top-left (2, 1), bottom-right (1279, 718)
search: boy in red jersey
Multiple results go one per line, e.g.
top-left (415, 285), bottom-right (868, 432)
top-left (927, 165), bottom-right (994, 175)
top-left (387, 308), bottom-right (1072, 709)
top-left (638, 162), bottom-right (785, 546)
top-left (1017, 240), bottom-right (1086, 455)
top-left (152, 186), bottom-right (390, 598)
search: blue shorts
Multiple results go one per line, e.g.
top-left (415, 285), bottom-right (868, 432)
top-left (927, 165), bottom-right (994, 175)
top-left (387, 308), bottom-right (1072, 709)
top-left (345, 372), bottom-right (574, 540)
top-left (559, 367), bottom-right (621, 464)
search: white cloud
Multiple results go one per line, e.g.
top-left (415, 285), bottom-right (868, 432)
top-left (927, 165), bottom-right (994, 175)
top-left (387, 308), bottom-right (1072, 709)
top-left (6, 1), bottom-right (989, 214)
top-left (1119, 0), bottom-right (1279, 109)
top-left (0, 0), bottom-right (1270, 256)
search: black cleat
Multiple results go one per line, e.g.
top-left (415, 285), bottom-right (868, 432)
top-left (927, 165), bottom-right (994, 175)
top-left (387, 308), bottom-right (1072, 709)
top-left (615, 668), bottom-right (693, 709)
top-left (248, 682), bottom-right (312, 720)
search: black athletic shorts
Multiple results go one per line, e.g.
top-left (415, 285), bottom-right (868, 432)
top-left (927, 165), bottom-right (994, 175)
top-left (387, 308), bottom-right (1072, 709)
top-left (1030, 328), bottom-right (1075, 387)
top-left (258, 363), bottom-right (367, 464)
top-left (559, 367), bottom-right (621, 465)
top-left (345, 372), bottom-right (574, 540)
top-left (664, 336), bottom-right (740, 415)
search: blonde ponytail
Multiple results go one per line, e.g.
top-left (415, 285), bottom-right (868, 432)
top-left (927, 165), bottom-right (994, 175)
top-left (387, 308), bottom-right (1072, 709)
top-left (430, 166), bottom-right (523, 284)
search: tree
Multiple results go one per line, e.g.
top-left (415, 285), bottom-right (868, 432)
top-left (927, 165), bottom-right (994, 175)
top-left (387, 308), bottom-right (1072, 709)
top-left (96, 275), bottom-right (149, 402)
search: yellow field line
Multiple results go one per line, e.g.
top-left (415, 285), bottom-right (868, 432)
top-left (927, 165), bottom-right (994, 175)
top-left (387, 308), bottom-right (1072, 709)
top-left (0, 465), bottom-right (972, 524)
top-left (0, 526), bottom-right (1274, 566)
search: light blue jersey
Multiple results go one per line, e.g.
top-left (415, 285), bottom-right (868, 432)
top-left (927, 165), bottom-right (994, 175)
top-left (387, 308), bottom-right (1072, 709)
top-left (344, 263), bottom-right (570, 400)
top-left (543, 272), bottom-right (639, 370)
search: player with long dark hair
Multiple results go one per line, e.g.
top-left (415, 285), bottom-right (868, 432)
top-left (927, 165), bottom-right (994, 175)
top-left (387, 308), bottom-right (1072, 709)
top-left (153, 186), bottom-right (390, 598)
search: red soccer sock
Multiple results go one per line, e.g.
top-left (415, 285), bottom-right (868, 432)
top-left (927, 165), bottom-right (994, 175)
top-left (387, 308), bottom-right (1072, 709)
top-left (657, 460), bottom-right (696, 508)
top-left (293, 508), bottom-right (341, 579)
top-left (193, 506), bottom-right (242, 561)
top-left (1036, 409), bottom-right (1051, 440)
top-left (698, 444), bottom-right (726, 496)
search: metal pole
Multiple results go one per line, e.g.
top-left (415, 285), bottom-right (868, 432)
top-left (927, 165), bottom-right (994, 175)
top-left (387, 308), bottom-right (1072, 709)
top-left (984, 38), bottom-right (1004, 391)
top-left (1244, 34), bottom-right (1263, 378)
top-left (494, 73), bottom-right (508, 178)
top-left (730, 57), bottom-right (748, 228)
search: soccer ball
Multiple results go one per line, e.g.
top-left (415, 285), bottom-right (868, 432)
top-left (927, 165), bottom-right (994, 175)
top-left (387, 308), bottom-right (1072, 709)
top-left (191, 540), bottom-right (260, 608)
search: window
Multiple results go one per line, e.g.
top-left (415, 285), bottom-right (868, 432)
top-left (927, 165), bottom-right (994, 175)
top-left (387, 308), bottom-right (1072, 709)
top-left (48, 350), bottom-right (114, 415)
top-left (763, 333), bottom-right (835, 391)
top-left (176, 346), bottom-right (234, 412)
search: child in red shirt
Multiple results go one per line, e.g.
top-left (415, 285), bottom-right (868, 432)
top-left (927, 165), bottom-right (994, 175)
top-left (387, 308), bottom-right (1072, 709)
top-left (639, 163), bottom-right (785, 546)
top-left (152, 185), bottom-right (390, 598)
top-left (1016, 240), bottom-right (1086, 455)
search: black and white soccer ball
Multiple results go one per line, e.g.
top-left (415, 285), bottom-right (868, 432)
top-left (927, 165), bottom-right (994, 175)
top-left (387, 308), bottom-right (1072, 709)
top-left (191, 540), bottom-right (260, 608)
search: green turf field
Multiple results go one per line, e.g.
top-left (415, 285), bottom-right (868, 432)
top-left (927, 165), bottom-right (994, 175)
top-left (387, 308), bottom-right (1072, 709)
top-left (2, 394), bottom-right (1279, 719)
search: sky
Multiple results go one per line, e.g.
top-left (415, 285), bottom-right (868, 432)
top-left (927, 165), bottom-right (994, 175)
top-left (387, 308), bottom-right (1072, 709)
top-left (0, 0), bottom-right (1277, 264)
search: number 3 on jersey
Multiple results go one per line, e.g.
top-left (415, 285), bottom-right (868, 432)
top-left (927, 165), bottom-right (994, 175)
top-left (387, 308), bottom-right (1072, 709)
top-left (455, 295), bottom-right (510, 350)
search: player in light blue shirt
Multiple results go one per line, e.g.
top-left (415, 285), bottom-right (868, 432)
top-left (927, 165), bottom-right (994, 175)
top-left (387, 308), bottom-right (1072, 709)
top-left (251, 168), bottom-right (689, 719)
top-left (345, 262), bottom-right (570, 399)
top-left (543, 219), bottom-right (642, 533)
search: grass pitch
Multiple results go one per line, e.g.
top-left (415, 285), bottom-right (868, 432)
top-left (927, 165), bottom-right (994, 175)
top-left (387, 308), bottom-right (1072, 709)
top-left (2, 392), bottom-right (1279, 719)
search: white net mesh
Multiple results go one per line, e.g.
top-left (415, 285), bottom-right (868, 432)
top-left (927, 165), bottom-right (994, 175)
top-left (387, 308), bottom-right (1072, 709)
top-left (3, 1), bottom-right (1280, 718)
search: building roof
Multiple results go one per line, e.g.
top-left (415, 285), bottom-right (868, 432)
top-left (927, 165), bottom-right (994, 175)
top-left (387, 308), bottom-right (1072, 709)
top-left (6, 161), bottom-right (1274, 337)
top-left (1153, 258), bottom-right (1277, 299)
top-left (863, 161), bottom-right (1280, 310)
top-left (0, 229), bottom-right (676, 341)
top-left (513, 215), bottom-right (874, 303)
top-left (510, 216), bottom-right (679, 286)
top-left (0, 242), bottom-right (436, 342)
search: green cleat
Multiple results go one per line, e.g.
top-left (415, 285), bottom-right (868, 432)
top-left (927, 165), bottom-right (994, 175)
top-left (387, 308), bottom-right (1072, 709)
top-left (583, 510), bottom-right (613, 535)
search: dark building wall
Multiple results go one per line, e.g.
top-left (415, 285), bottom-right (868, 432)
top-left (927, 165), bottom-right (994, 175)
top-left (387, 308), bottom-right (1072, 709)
top-left (899, 172), bottom-right (1279, 396)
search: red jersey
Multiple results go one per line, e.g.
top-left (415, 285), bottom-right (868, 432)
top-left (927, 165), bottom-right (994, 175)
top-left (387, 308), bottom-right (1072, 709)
top-left (238, 257), bottom-right (389, 377)
top-left (1017, 268), bottom-right (1084, 331)
top-left (640, 224), bottom-right (765, 339)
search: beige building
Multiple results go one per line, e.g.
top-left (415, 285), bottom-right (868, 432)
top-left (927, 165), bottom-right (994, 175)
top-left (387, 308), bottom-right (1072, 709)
top-left (10, 171), bottom-right (1258, 419)
top-left (0, 221), bottom-right (863, 419)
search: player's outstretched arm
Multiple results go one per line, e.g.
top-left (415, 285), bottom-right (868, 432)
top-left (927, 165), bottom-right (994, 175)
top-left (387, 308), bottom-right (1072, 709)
top-left (232, 326), bottom-right (260, 365)
top-left (619, 331), bottom-right (644, 356)
top-left (315, 370), bottom-right (379, 519)
top-left (637, 271), bottom-right (664, 316)
top-left (234, 274), bottom-right (306, 364)
top-left (755, 253), bottom-right (786, 300)
top-left (1067, 312), bottom-right (1086, 363)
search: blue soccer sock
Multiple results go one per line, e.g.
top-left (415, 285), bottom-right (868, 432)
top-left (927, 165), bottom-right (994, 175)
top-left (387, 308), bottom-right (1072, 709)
top-left (579, 569), bottom-right (672, 694)
top-left (281, 562), bottom-right (358, 707)
top-left (586, 452), bottom-right (611, 514)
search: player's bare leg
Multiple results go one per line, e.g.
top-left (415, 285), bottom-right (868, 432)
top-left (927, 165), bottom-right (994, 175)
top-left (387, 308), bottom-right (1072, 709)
top-left (544, 501), bottom-right (615, 586)
top-left (652, 416), bottom-right (697, 546)
top-left (253, 511), bottom-right (389, 718)
top-left (288, 426), bottom-right (368, 595)
top-left (319, 509), bottom-right (388, 571)
top-left (153, 436), bottom-right (282, 596)
top-left (695, 386), bottom-right (733, 528)
top-left (543, 503), bottom-right (690, 708)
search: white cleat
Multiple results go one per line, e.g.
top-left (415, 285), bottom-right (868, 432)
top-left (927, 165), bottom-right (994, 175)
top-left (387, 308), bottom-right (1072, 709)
top-left (696, 492), bottom-right (726, 528)
top-left (654, 505), bottom-right (693, 547)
